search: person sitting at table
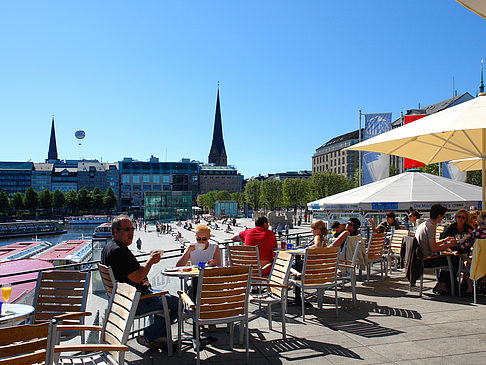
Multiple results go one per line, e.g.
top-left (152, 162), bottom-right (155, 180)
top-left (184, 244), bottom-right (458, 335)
top-left (231, 216), bottom-right (277, 276)
top-left (469, 209), bottom-right (480, 229)
top-left (330, 221), bottom-right (346, 238)
top-left (308, 220), bottom-right (329, 249)
top-left (101, 214), bottom-right (178, 350)
top-left (409, 210), bottom-right (424, 231)
top-left (176, 224), bottom-right (221, 267)
top-left (329, 218), bottom-right (360, 248)
top-left (415, 204), bottom-right (457, 295)
top-left (440, 209), bottom-right (473, 254)
top-left (368, 212), bottom-right (401, 233)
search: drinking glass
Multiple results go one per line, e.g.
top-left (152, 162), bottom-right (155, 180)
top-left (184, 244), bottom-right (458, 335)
top-left (286, 243), bottom-right (293, 250)
top-left (198, 262), bottom-right (206, 270)
top-left (1, 284), bottom-right (12, 313)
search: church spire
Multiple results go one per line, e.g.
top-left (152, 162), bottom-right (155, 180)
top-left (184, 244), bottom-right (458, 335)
top-left (47, 116), bottom-right (59, 162)
top-left (208, 86), bottom-right (227, 166)
top-left (480, 59), bottom-right (484, 94)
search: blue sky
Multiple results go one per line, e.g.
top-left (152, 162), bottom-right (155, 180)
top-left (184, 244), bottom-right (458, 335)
top-left (1, 1), bottom-right (484, 178)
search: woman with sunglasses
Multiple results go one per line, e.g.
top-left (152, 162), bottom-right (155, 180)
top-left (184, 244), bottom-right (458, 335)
top-left (440, 209), bottom-right (473, 253)
top-left (176, 224), bottom-right (221, 267)
top-left (329, 218), bottom-right (360, 248)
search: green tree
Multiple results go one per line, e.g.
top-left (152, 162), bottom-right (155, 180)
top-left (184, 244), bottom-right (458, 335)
top-left (215, 190), bottom-right (231, 202)
top-left (53, 190), bottom-right (65, 214)
top-left (282, 178), bottom-right (308, 211)
top-left (260, 179), bottom-right (283, 211)
top-left (389, 165), bottom-right (399, 177)
top-left (0, 191), bottom-right (9, 214)
top-left (466, 170), bottom-right (482, 187)
top-left (103, 187), bottom-right (118, 212)
top-left (11, 192), bottom-right (23, 216)
top-left (244, 180), bottom-right (261, 210)
top-left (230, 192), bottom-right (245, 208)
top-left (77, 188), bottom-right (91, 212)
top-left (203, 191), bottom-right (218, 212)
top-left (91, 187), bottom-right (104, 213)
top-left (23, 187), bottom-right (38, 214)
top-left (65, 190), bottom-right (78, 214)
top-left (308, 171), bottom-right (354, 201)
top-left (38, 190), bottom-right (53, 216)
top-left (420, 163), bottom-right (439, 176)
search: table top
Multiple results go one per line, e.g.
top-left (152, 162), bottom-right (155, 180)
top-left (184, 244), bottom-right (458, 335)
top-left (162, 266), bottom-right (201, 278)
top-left (275, 248), bottom-right (306, 255)
top-left (0, 303), bottom-right (34, 325)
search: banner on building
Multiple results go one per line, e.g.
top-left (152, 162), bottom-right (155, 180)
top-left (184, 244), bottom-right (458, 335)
top-left (403, 115), bottom-right (426, 169)
top-left (362, 113), bottom-right (392, 185)
top-left (442, 161), bottom-right (467, 182)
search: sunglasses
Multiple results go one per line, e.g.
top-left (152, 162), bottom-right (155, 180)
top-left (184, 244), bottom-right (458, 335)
top-left (457, 215), bottom-right (467, 220)
top-left (196, 237), bottom-right (209, 241)
top-left (119, 227), bottom-right (135, 232)
top-left (347, 222), bottom-right (354, 226)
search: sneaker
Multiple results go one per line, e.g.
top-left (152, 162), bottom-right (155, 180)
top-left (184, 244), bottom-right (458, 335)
top-left (136, 335), bottom-right (162, 349)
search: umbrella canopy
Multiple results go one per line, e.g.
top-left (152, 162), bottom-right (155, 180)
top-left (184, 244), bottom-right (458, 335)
top-left (345, 92), bottom-right (486, 208)
top-left (307, 171), bottom-right (481, 211)
top-left (456, 0), bottom-right (486, 19)
top-left (452, 157), bottom-right (483, 171)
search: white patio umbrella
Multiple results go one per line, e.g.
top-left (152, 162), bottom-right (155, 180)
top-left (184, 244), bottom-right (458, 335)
top-left (345, 92), bottom-right (486, 209)
top-left (456, 0), bottom-right (486, 19)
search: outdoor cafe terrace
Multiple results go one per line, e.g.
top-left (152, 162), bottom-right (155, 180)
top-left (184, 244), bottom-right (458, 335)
top-left (1, 218), bottom-right (486, 365)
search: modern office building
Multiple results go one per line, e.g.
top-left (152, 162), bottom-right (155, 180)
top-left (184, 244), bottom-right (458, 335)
top-left (144, 191), bottom-right (192, 222)
top-left (119, 156), bottom-right (199, 214)
top-left (0, 162), bottom-right (34, 195)
top-left (51, 167), bottom-right (77, 193)
top-left (312, 130), bottom-right (362, 180)
top-left (32, 163), bottom-right (53, 192)
top-left (199, 165), bottom-right (242, 193)
top-left (260, 171), bottom-right (312, 181)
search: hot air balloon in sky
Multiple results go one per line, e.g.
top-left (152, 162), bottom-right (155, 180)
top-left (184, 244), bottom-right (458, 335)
top-left (75, 130), bottom-right (85, 145)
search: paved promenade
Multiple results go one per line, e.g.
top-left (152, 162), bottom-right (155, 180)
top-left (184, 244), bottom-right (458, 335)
top-left (83, 219), bottom-right (486, 364)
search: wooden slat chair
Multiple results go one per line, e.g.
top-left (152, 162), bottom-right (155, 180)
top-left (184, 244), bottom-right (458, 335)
top-left (228, 244), bottom-right (264, 279)
top-left (0, 320), bottom-right (57, 365)
top-left (435, 225), bottom-right (446, 242)
top-left (366, 233), bottom-right (388, 282)
top-left (53, 282), bottom-right (140, 365)
top-left (290, 247), bottom-right (340, 322)
top-left (338, 235), bottom-right (362, 306)
top-left (98, 263), bottom-right (173, 355)
top-left (32, 270), bottom-right (91, 343)
top-left (250, 251), bottom-right (293, 339)
top-left (387, 229), bottom-right (409, 273)
top-left (178, 266), bottom-right (252, 365)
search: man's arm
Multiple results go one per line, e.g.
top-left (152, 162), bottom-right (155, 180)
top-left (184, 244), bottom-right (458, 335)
top-left (231, 233), bottom-right (242, 242)
top-left (127, 251), bottom-right (160, 283)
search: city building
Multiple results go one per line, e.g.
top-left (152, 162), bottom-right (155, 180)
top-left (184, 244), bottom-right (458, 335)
top-left (144, 191), bottom-right (192, 222)
top-left (119, 156), bottom-right (199, 214)
top-left (51, 167), bottom-right (77, 193)
top-left (0, 162), bottom-right (34, 195)
top-left (46, 117), bottom-right (59, 163)
top-left (32, 163), bottom-right (53, 192)
top-left (199, 165), bottom-right (242, 193)
top-left (260, 171), bottom-right (312, 181)
top-left (312, 130), bottom-right (362, 180)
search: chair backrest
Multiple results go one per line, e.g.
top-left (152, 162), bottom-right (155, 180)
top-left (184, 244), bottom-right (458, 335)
top-left (196, 266), bottom-right (251, 323)
top-left (98, 263), bottom-right (116, 299)
top-left (436, 225), bottom-right (446, 241)
top-left (302, 247), bottom-right (339, 286)
top-left (341, 235), bottom-right (360, 263)
top-left (101, 282), bottom-right (141, 363)
top-left (32, 270), bottom-right (91, 325)
top-left (228, 245), bottom-right (262, 278)
top-left (367, 233), bottom-right (387, 260)
top-left (267, 251), bottom-right (293, 298)
top-left (0, 320), bottom-right (56, 365)
top-left (389, 229), bottom-right (409, 254)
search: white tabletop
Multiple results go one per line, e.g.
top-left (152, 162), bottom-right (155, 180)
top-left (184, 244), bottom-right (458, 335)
top-left (0, 303), bottom-right (34, 326)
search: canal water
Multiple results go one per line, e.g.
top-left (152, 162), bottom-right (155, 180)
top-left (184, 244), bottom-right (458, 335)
top-left (0, 224), bottom-right (100, 248)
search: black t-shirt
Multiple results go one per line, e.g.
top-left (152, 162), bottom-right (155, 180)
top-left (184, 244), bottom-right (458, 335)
top-left (440, 222), bottom-right (474, 254)
top-left (101, 240), bottom-right (151, 295)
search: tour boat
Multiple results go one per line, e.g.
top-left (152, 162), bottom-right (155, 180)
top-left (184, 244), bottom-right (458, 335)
top-left (0, 220), bottom-right (66, 238)
top-left (36, 239), bottom-right (93, 269)
top-left (93, 222), bottom-right (112, 239)
top-left (66, 215), bottom-right (111, 224)
top-left (0, 240), bottom-right (54, 262)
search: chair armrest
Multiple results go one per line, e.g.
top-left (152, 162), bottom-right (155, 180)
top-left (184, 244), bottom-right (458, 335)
top-left (262, 262), bottom-right (272, 271)
top-left (250, 282), bottom-right (289, 289)
top-left (252, 276), bottom-right (268, 282)
top-left (141, 290), bottom-right (169, 300)
top-left (41, 311), bottom-right (92, 322)
top-left (340, 259), bottom-right (352, 264)
top-left (177, 290), bottom-right (195, 310)
top-left (55, 344), bottom-right (129, 353)
top-left (57, 325), bottom-right (102, 332)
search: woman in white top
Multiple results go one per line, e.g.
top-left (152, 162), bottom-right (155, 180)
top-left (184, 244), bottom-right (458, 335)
top-left (176, 224), bottom-right (221, 267)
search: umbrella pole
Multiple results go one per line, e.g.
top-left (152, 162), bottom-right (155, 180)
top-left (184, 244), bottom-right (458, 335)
top-left (483, 158), bottom-right (485, 210)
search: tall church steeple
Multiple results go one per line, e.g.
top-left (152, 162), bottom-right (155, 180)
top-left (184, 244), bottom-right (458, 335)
top-left (47, 116), bottom-right (59, 162)
top-left (208, 87), bottom-right (227, 166)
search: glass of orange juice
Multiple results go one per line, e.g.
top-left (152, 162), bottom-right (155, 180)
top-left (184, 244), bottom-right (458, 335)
top-left (2, 284), bottom-right (12, 313)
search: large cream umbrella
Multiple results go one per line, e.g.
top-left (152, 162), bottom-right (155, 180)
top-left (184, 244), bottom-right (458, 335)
top-left (345, 92), bottom-right (486, 208)
top-left (456, 0), bottom-right (486, 19)
top-left (452, 157), bottom-right (483, 172)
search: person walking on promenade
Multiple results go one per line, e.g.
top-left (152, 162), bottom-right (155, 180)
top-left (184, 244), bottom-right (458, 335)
top-left (277, 223), bottom-right (283, 238)
top-left (136, 237), bottom-right (142, 251)
top-left (101, 215), bottom-right (178, 349)
top-left (231, 216), bottom-right (277, 276)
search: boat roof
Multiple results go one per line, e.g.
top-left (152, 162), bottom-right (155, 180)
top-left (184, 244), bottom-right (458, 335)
top-left (0, 241), bottom-right (52, 262)
top-left (38, 239), bottom-right (90, 261)
top-left (0, 258), bottom-right (54, 303)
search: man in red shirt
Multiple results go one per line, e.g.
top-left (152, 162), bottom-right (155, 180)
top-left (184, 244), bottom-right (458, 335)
top-left (232, 216), bottom-right (277, 275)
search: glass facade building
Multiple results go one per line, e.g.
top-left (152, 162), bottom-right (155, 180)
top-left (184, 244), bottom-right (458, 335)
top-left (144, 191), bottom-right (192, 222)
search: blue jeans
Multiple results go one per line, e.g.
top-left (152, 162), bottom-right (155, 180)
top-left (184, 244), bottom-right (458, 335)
top-left (136, 292), bottom-right (178, 341)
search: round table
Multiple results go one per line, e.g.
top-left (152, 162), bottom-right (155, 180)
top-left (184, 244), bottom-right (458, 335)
top-left (0, 303), bottom-right (34, 327)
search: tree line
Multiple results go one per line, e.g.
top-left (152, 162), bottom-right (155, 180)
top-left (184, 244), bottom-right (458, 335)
top-left (0, 187), bottom-right (118, 217)
top-left (198, 171), bottom-right (355, 213)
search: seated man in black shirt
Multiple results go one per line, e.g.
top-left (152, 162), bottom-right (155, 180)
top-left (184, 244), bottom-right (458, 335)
top-left (101, 215), bottom-right (178, 349)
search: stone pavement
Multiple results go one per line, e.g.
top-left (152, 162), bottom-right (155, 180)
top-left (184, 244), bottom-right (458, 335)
top-left (83, 219), bottom-right (486, 364)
